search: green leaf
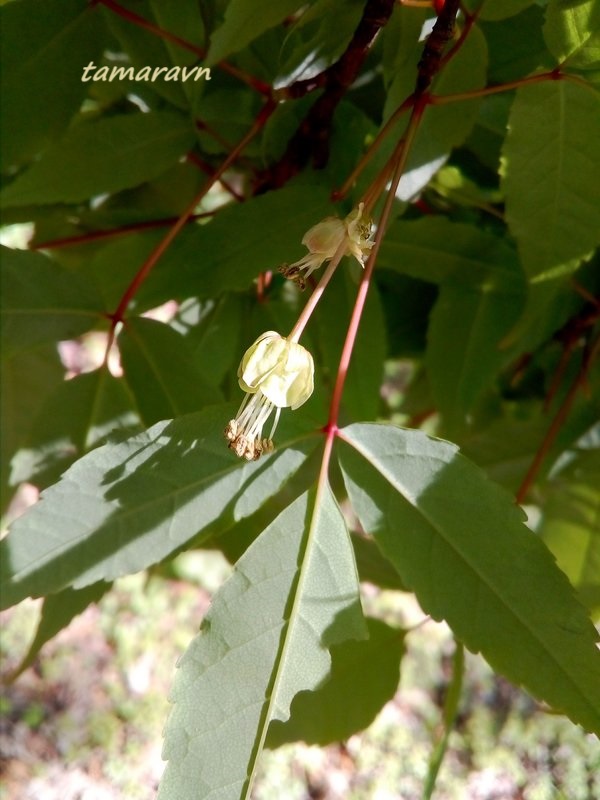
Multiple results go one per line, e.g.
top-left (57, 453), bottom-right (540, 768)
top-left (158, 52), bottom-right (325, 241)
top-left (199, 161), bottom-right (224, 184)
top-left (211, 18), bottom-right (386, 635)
top-left (276, 0), bottom-right (364, 83)
top-left (501, 275), bottom-right (589, 355)
top-left (146, 182), bottom-right (335, 303)
top-left (351, 533), bottom-right (407, 591)
top-left (1, 346), bottom-right (64, 511)
top-left (10, 368), bottom-right (139, 490)
top-left (0, 0), bottom-right (107, 169)
top-left (544, 0), bottom-right (600, 67)
top-left (461, 401), bottom-right (600, 493)
top-left (0, 406), bottom-right (319, 610)
top-left (87, 231), bottom-right (165, 312)
top-left (382, 4), bottom-right (430, 103)
top-left (266, 617), bottom-right (404, 747)
top-left (475, 0), bottom-right (535, 21)
top-left (118, 317), bottom-right (222, 425)
top-left (386, 25), bottom-right (488, 199)
top-left (378, 217), bottom-right (519, 285)
top-left (376, 272), bottom-right (436, 357)
top-left (8, 582), bottom-right (110, 681)
top-left (481, 5), bottom-right (554, 84)
top-left (207, 0), bottom-right (308, 65)
top-left (0, 112), bottom-right (195, 208)
top-left (158, 486), bottom-right (366, 800)
top-left (540, 449), bottom-right (600, 615)
top-left (338, 422), bottom-right (600, 734)
top-left (313, 268), bottom-right (386, 422)
top-left (501, 80), bottom-right (600, 280)
top-left (0, 247), bottom-right (103, 358)
top-left (102, 0), bottom-right (194, 111)
top-left (171, 295), bottom-right (245, 388)
top-left (426, 264), bottom-right (526, 432)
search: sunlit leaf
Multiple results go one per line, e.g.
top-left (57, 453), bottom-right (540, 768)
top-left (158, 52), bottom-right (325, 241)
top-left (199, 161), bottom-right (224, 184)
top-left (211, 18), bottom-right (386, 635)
top-left (0, 406), bottom-right (319, 609)
top-left (540, 448), bottom-right (600, 615)
top-left (544, 0), bottom-right (600, 67)
top-left (266, 617), bottom-right (404, 746)
top-left (339, 422), bottom-right (600, 734)
top-left (159, 486), bottom-right (366, 799)
top-left (10, 368), bottom-right (140, 490)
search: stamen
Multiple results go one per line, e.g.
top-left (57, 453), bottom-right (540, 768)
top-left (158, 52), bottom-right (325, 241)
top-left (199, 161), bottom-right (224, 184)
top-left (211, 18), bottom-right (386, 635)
top-left (269, 406), bottom-right (281, 440)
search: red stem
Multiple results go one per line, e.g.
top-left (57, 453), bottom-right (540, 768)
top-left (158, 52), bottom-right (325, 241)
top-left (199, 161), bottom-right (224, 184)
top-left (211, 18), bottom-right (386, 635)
top-left (327, 101), bottom-right (426, 431)
top-left (186, 152), bottom-right (245, 202)
top-left (104, 98), bottom-right (276, 352)
top-left (515, 336), bottom-right (599, 505)
top-left (429, 69), bottom-right (564, 105)
top-left (32, 211), bottom-right (216, 251)
top-left (94, 0), bottom-right (272, 96)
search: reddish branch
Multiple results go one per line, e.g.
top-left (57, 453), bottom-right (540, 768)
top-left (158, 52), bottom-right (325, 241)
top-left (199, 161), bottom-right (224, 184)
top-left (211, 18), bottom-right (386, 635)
top-left (325, 0), bottom-right (461, 429)
top-left (103, 97), bottom-right (276, 351)
top-left (31, 211), bottom-right (216, 251)
top-left (186, 152), bottom-right (244, 201)
top-left (416, 0), bottom-right (460, 93)
top-left (257, 0), bottom-right (396, 190)
top-left (544, 299), bottom-right (600, 411)
top-left (92, 0), bottom-right (272, 95)
top-left (515, 330), bottom-right (599, 505)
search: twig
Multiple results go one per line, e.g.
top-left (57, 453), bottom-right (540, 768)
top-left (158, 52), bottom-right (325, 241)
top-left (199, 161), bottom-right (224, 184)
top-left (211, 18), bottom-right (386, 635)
top-left (186, 152), bottom-right (245, 202)
top-left (258, 0), bottom-right (396, 190)
top-left (31, 211), bottom-right (217, 251)
top-left (515, 332), bottom-right (599, 505)
top-left (102, 98), bottom-right (277, 359)
top-left (93, 0), bottom-right (272, 95)
top-left (327, 0), bottom-right (461, 428)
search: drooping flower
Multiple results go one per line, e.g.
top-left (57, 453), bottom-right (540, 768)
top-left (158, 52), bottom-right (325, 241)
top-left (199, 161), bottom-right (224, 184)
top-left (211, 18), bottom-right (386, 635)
top-left (279, 202), bottom-right (374, 289)
top-left (225, 331), bottom-right (314, 460)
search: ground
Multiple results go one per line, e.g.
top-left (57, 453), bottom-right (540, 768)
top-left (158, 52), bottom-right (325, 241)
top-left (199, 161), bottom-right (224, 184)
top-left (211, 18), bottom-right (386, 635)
top-left (1, 553), bottom-right (599, 800)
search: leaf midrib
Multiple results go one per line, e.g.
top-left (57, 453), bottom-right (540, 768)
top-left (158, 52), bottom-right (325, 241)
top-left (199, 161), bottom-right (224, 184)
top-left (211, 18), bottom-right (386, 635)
top-left (339, 425), bottom-right (599, 720)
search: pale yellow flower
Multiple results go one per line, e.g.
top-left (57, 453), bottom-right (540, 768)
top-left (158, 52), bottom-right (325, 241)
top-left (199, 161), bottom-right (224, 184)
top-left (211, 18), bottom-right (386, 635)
top-left (279, 202), bottom-right (374, 289)
top-left (225, 331), bottom-right (314, 460)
